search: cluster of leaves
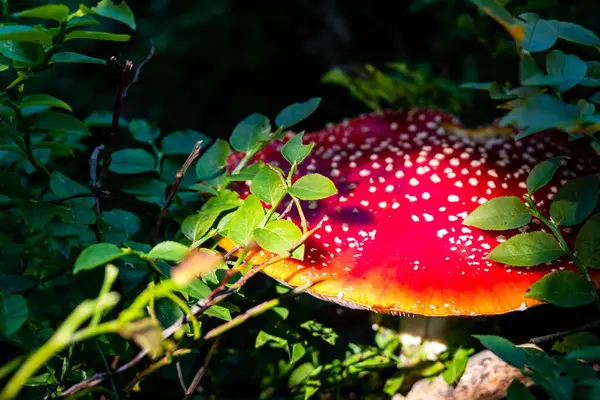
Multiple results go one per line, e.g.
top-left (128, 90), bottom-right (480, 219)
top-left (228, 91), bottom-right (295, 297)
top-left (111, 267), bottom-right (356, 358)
top-left (463, 0), bottom-right (600, 152)
top-left (321, 63), bottom-right (470, 114)
top-left (475, 333), bottom-right (600, 399)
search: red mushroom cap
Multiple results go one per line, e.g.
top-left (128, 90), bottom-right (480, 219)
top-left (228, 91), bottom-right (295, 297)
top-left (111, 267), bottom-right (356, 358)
top-left (219, 108), bottom-right (600, 316)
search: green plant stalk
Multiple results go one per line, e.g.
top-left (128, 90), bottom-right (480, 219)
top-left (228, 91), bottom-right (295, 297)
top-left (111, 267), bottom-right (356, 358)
top-left (131, 250), bottom-right (166, 276)
top-left (163, 291), bottom-right (201, 339)
top-left (90, 265), bottom-right (119, 327)
top-left (526, 196), bottom-right (600, 311)
top-left (1, 0), bottom-right (8, 22)
top-left (0, 294), bottom-right (119, 400)
top-left (14, 84), bottom-right (51, 178)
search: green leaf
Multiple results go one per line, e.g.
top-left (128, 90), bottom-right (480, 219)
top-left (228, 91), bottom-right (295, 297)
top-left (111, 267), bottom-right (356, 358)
top-left (488, 231), bottom-right (565, 266)
top-left (83, 0), bottom-right (136, 30)
top-left (552, 332), bottom-right (600, 353)
top-left (226, 195), bottom-right (264, 247)
top-left (32, 142), bottom-right (74, 157)
top-left (250, 167), bottom-right (286, 205)
top-left (227, 161), bottom-right (267, 181)
top-left (463, 196), bottom-right (531, 230)
top-left (109, 149), bottom-right (156, 174)
top-left (545, 50), bottom-right (587, 92)
top-left (289, 174), bottom-right (337, 200)
top-left (204, 305), bottom-right (232, 321)
top-left (13, 5), bottom-right (70, 22)
top-left (506, 380), bottom-right (536, 400)
top-left (576, 214), bottom-right (600, 269)
top-left (533, 376), bottom-right (574, 400)
top-left (84, 110), bottom-right (127, 128)
top-left (229, 113), bottom-right (271, 153)
top-left (148, 241), bottom-right (189, 262)
top-left (525, 270), bottom-right (595, 307)
top-left (51, 52), bottom-right (106, 65)
top-left (178, 280), bottom-right (211, 299)
top-left (527, 157), bottom-right (564, 194)
top-left (19, 201), bottom-right (57, 230)
top-left (0, 25), bottom-right (52, 47)
top-left (103, 209), bottom-right (140, 235)
top-left (161, 130), bottom-right (207, 155)
top-left (473, 335), bottom-right (526, 369)
top-left (0, 273), bottom-right (35, 293)
top-left (0, 292), bottom-right (28, 337)
top-left (566, 346), bottom-right (600, 361)
top-left (275, 97), bottom-right (321, 129)
top-left (550, 176), bottom-right (599, 226)
top-left (520, 14), bottom-right (557, 53)
top-left (500, 94), bottom-right (579, 139)
top-left (548, 20), bottom-right (600, 47)
top-left (254, 220), bottom-right (304, 260)
top-left (74, 243), bottom-right (124, 274)
top-left (442, 347), bottom-right (474, 385)
top-left (50, 171), bottom-right (94, 208)
top-left (128, 118), bottom-right (160, 143)
top-left (0, 171), bottom-right (31, 199)
top-left (33, 111), bottom-right (89, 136)
top-left (65, 30), bottom-right (130, 42)
top-left (67, 16), bottom-right (100, 29)
top-left (281, 132), bottom-right (314, 165)
top-left (383, 374), bottom-right (405, 396)
top-left (195, 139), bottom-right (230, 185)
top-left (288, 362), bottom-right (315, 387)
top-left (22, 94), bottom-right (72, 113)
top-left (291, 343), bottom-right (307, 364)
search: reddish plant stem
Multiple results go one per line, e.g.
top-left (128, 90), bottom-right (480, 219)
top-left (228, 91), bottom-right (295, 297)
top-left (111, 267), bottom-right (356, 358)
top-left (182, 338), bottom-right (220, 399)
top-left (150, 141), bottom-right (203, 244)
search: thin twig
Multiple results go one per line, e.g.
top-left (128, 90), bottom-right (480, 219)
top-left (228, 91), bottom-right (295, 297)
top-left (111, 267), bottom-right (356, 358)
top-left (176, 361), bottom-right (187, 393)
top-left (123, 41), bottom-right (155, 98)
top-left (183, 339), bottom-right (220, 400)
top-left (151, 141), bottom-right (203, 244)
top-left (124, 349), bottom-right (191, 393)
top-left (529, 319), bottom-right (600, 345)
top-left (90, 145), bottom-right (105, 217)
top-left (97, 59), bottom-right (133, 188)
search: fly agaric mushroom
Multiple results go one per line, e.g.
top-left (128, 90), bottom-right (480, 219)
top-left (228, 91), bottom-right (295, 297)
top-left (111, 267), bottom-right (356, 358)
top-left (219, 108), bottom-right (600, 316)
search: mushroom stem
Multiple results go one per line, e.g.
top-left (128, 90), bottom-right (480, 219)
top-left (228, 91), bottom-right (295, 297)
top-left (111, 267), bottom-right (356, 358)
top-left (525, 195), bottom-right (600, 311)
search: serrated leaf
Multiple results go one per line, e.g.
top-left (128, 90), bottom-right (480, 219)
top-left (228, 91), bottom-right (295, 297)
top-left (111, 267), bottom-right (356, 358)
top-left (51, 52), bottom-right (106, 65)
top-left (227, 161), bottom-right (267, 181)
top-left (229, 113), bottom-right (271, 153)
top-left (13, 5), bottom-right (70, 22)
top-left (550, 176), bottom-right (599, 226)
top-left (74, 243), bottom-right (124, 274)
top-left (103, 209), bottom-right (140, 235)
top-left (204, 305), bottom-right (231, 321)
top-left (0, 25), bottom-right (52, 47)
top-left (463, 196), bottom-right (531, 230)
top-left (195, 139), bottom-right (230, 185)
top-left (181, 212), bottom-right (219, 242)
top-left (110, 149), bottom-right (156, 174)
top-left (148, 241), bottom-right (189, 262)
top-left (275, 98), bottom-right (321, 129)
top-left (0, 292), bottom-right (28, 337)
top-left (129, 118), bottom-right (160, 143)
top-left (161, 130), bottom-right (207, 155)
top-left (65, 30), bottom-right (130, 42)
top-left (250, 167), bottom-right (286, 205)
top-left (527, 157), bottom-right (563, 194)
top-left (487, 231), bottom-right (564, 266)
top-left (525, 270), bottom-right (595, 307)
top-left (22, 94), bottom-right (72, 112)
top-left (473, 335), bottom-right (526, 369)
top-left (50, 171), bottom-right (94, 208)
top-left (442, 347), bottom-right (474, 385)
top-left (281, 132), bottom-right (314, 165)
top-left (254, 220), bottom-right (304, 260)
top-left (226, 195), bottom-right (264, 247)
top-left (289, 174), bottom-right (337, 200)
top-left (576, 214), bottom-right (600, 269)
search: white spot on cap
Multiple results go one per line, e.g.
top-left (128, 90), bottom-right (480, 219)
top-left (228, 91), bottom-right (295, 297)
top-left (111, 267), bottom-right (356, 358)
top-left (409, 178), bottom-right (419, 186)
top-left (430, 174), bottom-right (441, 183)
top-left (423, 213), bottom-right (434, 222)
top-left (422, 192), bottom-right (430, 200)
top-left (448, 195), bottom-right (460, 203)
